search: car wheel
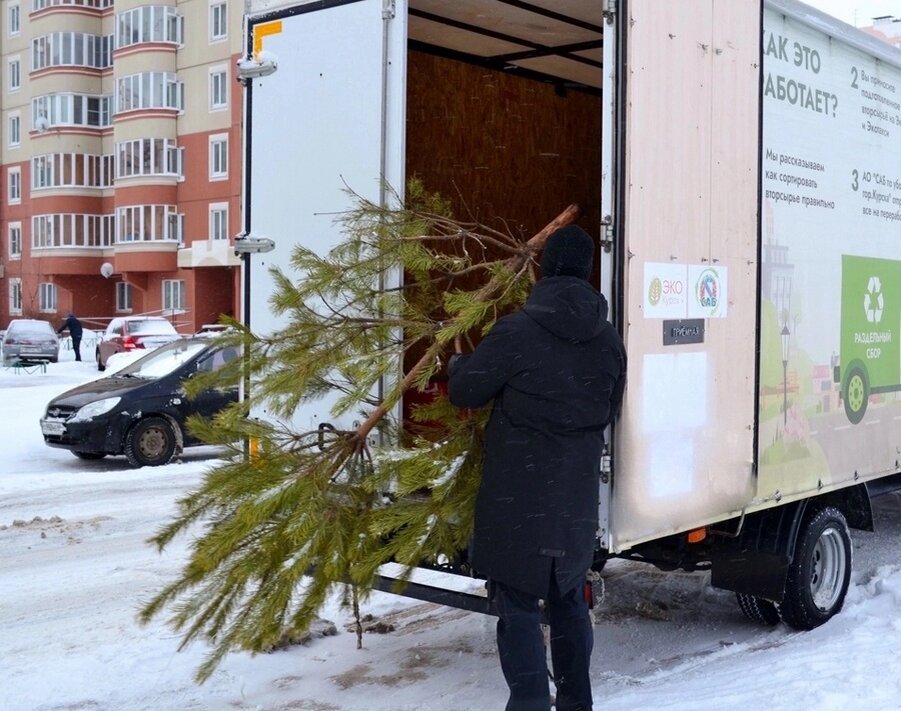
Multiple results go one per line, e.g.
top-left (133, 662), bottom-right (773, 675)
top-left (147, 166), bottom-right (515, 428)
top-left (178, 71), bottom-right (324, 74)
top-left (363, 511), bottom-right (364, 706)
top-left (72, 451), bottom-right (105, 460)
top-left (778, 506), bottom-right (852, 630)
top-left (96, 349), bottom-right (105, 372)
top-left (125, 417), bottom-right (178, 468)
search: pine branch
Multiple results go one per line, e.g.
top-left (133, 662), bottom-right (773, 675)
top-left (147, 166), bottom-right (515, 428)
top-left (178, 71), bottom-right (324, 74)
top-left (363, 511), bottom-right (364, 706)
top-left (142, 180), bottom-right (581, 681)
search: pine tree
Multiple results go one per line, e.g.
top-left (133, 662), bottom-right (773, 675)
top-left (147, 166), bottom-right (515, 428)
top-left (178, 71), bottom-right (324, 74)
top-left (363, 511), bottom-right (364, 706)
top-left (139, 180), bottom-right (579, 681)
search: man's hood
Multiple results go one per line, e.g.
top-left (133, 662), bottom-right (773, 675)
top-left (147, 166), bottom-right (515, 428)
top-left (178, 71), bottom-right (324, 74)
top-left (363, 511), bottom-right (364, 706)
top-left (522, 277), bottom-right (609, 342)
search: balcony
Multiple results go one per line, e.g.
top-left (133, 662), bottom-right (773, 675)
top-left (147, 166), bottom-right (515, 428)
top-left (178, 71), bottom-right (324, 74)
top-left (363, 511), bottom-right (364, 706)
top-left (178, 239), bottom-right (242, 269)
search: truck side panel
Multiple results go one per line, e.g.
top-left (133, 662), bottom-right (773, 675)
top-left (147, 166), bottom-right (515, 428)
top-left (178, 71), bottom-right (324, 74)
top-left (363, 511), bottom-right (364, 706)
top-left (757, 3), bottom-right (901, 503)
top-left (611, 0), bottom-right (761, 551)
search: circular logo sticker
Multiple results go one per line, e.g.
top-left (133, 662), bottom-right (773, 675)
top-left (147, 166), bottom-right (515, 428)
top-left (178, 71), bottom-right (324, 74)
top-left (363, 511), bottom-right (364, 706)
top-left (648, 277), bottom-right (662, 306)
top-left (695, 268), bottom-right (720, 313)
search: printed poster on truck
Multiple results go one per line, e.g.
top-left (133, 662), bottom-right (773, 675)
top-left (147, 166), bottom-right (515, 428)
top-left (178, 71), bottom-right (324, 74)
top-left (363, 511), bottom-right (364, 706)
top-left (759, 7), bottom-right (901, 500)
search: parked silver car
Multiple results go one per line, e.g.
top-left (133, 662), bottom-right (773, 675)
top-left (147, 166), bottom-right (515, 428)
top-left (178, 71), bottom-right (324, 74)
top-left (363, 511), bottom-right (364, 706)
top-left (2, 319), bottom-right (60, 365)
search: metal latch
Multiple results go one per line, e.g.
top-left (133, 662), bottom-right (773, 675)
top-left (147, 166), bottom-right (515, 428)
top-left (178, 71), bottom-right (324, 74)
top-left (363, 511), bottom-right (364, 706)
top-left (382, 0), bottom-right (396, 19)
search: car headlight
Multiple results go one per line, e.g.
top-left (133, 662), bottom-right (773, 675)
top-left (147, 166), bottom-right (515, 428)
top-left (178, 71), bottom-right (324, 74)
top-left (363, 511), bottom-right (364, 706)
top-left (69, 397), bottom-right (121, 423)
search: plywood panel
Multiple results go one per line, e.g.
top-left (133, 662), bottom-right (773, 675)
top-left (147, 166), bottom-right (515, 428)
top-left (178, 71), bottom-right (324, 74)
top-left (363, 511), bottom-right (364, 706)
top-left (611, 0), bottom-right (761, 550)
top-left (406, 49), bottom-right (601, 248)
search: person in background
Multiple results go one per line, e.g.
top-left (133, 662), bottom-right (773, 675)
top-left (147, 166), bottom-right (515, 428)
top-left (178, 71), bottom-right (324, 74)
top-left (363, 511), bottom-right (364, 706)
top-left (58, 312), bottom-right (84, 362)
top-left (447, 225), bottom-right (627, 711)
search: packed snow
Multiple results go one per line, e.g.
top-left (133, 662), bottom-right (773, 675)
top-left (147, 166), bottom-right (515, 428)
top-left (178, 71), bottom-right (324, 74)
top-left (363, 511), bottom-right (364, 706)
top-left (5, 349), bottom-right (901, 710)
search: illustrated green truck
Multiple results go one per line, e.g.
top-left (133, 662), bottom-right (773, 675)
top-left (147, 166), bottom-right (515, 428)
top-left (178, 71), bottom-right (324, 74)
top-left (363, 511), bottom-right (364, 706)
top-left (839, 255), bottom-right (901, 424)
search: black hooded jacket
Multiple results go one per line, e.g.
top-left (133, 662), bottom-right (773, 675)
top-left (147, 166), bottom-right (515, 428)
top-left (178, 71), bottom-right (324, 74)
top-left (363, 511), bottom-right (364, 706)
top-left (448, 276), bottom-right (626, 598)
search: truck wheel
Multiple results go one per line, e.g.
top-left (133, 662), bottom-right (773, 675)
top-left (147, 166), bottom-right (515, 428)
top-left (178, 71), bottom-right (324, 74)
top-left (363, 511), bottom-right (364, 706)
top-left (778, 506), bottom-right (851, 630)
top-left (125, 417), bottom-right (178, 468)
top-left (736, 593), bottom-right (781, 626)
top-left (843, 365), bottom-right (868, 424)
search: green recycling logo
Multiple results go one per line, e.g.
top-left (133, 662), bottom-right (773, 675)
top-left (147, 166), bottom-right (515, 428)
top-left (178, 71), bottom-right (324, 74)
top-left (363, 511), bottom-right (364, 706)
top-left (864, 276), bottom-right (884, 323)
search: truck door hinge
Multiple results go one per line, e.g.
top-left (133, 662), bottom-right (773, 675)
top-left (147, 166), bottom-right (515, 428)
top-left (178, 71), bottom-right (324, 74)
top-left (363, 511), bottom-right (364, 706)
top-left (382, 0), bottom-right (396, 19)
top-left (603, 0), bottom-right (616, 24)
top-left (600, 453), bottom-right (611, 483)
top-left (600, 217), bottom-right (615, 253)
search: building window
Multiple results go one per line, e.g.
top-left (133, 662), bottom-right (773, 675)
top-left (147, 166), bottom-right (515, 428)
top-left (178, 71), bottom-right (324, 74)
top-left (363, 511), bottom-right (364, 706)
top-left (209, 68), bottom-right (227, 110)
top-left (115, 205), bottom-right (182, 243)
top-left (116, 72), bottom-right (184, 114)
top-left (210, 2), bottom-right (227, 41)
top-left (8, 57), bottom-right (21, 91)
top-left (33, 0), bottom-right (113, 9)
top-left (116, 6), bottom-right (183, 49)
top-left (209, 135), bottom-right (227, 180)
top-left (9, 223), bottom-right (22, 259)
top-left (32, 94), bottom-right (113, 130)
top-left (115, 138), bottom-right (182, 179)
top-left (116, 282), bottom-right (133, 312)
top-left (32, 33), bottom-right (113, 72)
top-left (9, 279), bottom-right (23, 315)
top-left (162, 279), bottom-right (186, 314)
top-left (209, 203), bottom-right (228, 240)
top-left (32, 214), bottom-right (114, 248)
top-left (9, 4), bottom-right (20, 36)
top-left (8, 167), bottom-right (21, 203)
top-left (39, 283), bottom-right (57, 312)
top-left (32, 153), bottom-right (114, 190)
top-left (8, 114), bottom-right (20, 147)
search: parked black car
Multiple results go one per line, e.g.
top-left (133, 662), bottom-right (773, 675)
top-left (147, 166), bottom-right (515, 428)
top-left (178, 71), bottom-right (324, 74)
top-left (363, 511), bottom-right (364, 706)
top-left (40, 338), bottom-right (239, 467)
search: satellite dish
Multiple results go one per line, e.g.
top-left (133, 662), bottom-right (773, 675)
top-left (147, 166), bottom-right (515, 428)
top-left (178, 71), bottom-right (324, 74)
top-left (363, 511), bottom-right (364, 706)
top-left (100, 262), bottom-right (114, 278)
top-left (35, 116), bottom-right (50, 133)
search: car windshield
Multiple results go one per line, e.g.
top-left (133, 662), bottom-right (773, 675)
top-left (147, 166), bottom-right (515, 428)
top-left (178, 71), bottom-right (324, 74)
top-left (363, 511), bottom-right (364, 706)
top-left (127, 319), bottom-right (177, 335)
top-left (117, 341), bottom-right (208, 379)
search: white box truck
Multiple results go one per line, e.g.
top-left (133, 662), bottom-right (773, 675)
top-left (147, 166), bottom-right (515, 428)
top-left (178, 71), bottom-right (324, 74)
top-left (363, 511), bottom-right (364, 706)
top-left (238, 0), bottom-right (901, 628)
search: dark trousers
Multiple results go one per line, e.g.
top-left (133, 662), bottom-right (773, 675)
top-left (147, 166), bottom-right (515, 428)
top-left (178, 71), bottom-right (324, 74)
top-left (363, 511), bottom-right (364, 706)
top-left (493, 576), bottom-right (593, 711)
top-left (72, 335), bottom-right (81, 361)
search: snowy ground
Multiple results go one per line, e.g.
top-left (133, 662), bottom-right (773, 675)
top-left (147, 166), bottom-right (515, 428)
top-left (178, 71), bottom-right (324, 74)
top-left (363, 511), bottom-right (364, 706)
top-left (5, 352), bottom-right (901, 710)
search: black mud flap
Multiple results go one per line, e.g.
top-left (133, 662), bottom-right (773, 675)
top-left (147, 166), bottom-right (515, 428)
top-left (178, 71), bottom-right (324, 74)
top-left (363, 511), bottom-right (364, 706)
top-left (709, 500), bottom-right (807, 603)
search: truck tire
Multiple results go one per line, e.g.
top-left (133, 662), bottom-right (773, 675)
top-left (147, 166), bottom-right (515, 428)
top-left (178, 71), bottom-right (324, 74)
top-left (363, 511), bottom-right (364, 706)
top-left (778, 506), bottom-right (851, 630)
top-left (96, 349), bottom-right (105, 372)
top-left (843, 365), bottom-right (869, 424)
top-left (736, 593), bottom-right (781, 626)
top-left (125, 417), bottom-right (178, 468)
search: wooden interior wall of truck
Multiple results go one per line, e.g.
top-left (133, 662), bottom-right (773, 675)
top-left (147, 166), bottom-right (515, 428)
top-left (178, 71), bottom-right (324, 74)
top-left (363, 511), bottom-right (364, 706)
top-left (401, 47), bottom-right (603, 422)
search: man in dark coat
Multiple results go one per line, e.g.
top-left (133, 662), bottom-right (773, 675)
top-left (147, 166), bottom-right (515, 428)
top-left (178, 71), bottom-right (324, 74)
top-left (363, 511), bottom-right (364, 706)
top-left (448, 225), bottom-right (626, 711)
top-left (57, 312), bottom-right (84, 362)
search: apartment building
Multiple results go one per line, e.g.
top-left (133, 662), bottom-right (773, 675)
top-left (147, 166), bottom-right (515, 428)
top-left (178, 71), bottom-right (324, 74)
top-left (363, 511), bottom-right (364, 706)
top-left (0, 0), bottom-right (243, 334)
top-left (862, 15), bottom-right (901, 49)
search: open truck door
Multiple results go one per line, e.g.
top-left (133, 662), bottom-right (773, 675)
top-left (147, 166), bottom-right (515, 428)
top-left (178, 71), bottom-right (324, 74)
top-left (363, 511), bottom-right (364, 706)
top-left (240, 0), bottom-right (407, 434)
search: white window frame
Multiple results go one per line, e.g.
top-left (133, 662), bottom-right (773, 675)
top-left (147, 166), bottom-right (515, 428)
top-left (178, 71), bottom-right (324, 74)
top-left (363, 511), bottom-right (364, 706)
top-left (8, 167), bottom-right (21, 204)
top-left (209, 202), bottom-right (228, 241)
top-left (115, 282), bottom-right (133, 312)
top-left (209, 1), bottom-right (227, 42)
top-left (209, 134), bottom-right (228, 180)
top-left (9, 3), bottom-right (20, 37)
top-left (116, 6), bottom-right (184, 49)
top-left (8, 56), bottom-right (21, 92)
top-left (39, 282), bottom-right (57, 313)
top-left (9, 278), bottom-right (23, 315)
top-left (8, 113), bottom-right (21, 148)
top-left (209, 66), bottom-right (227, 111)
top-left (162, 279), bottom-right (186, 314)
top-left (9, 222), bottom-right (22, 260)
